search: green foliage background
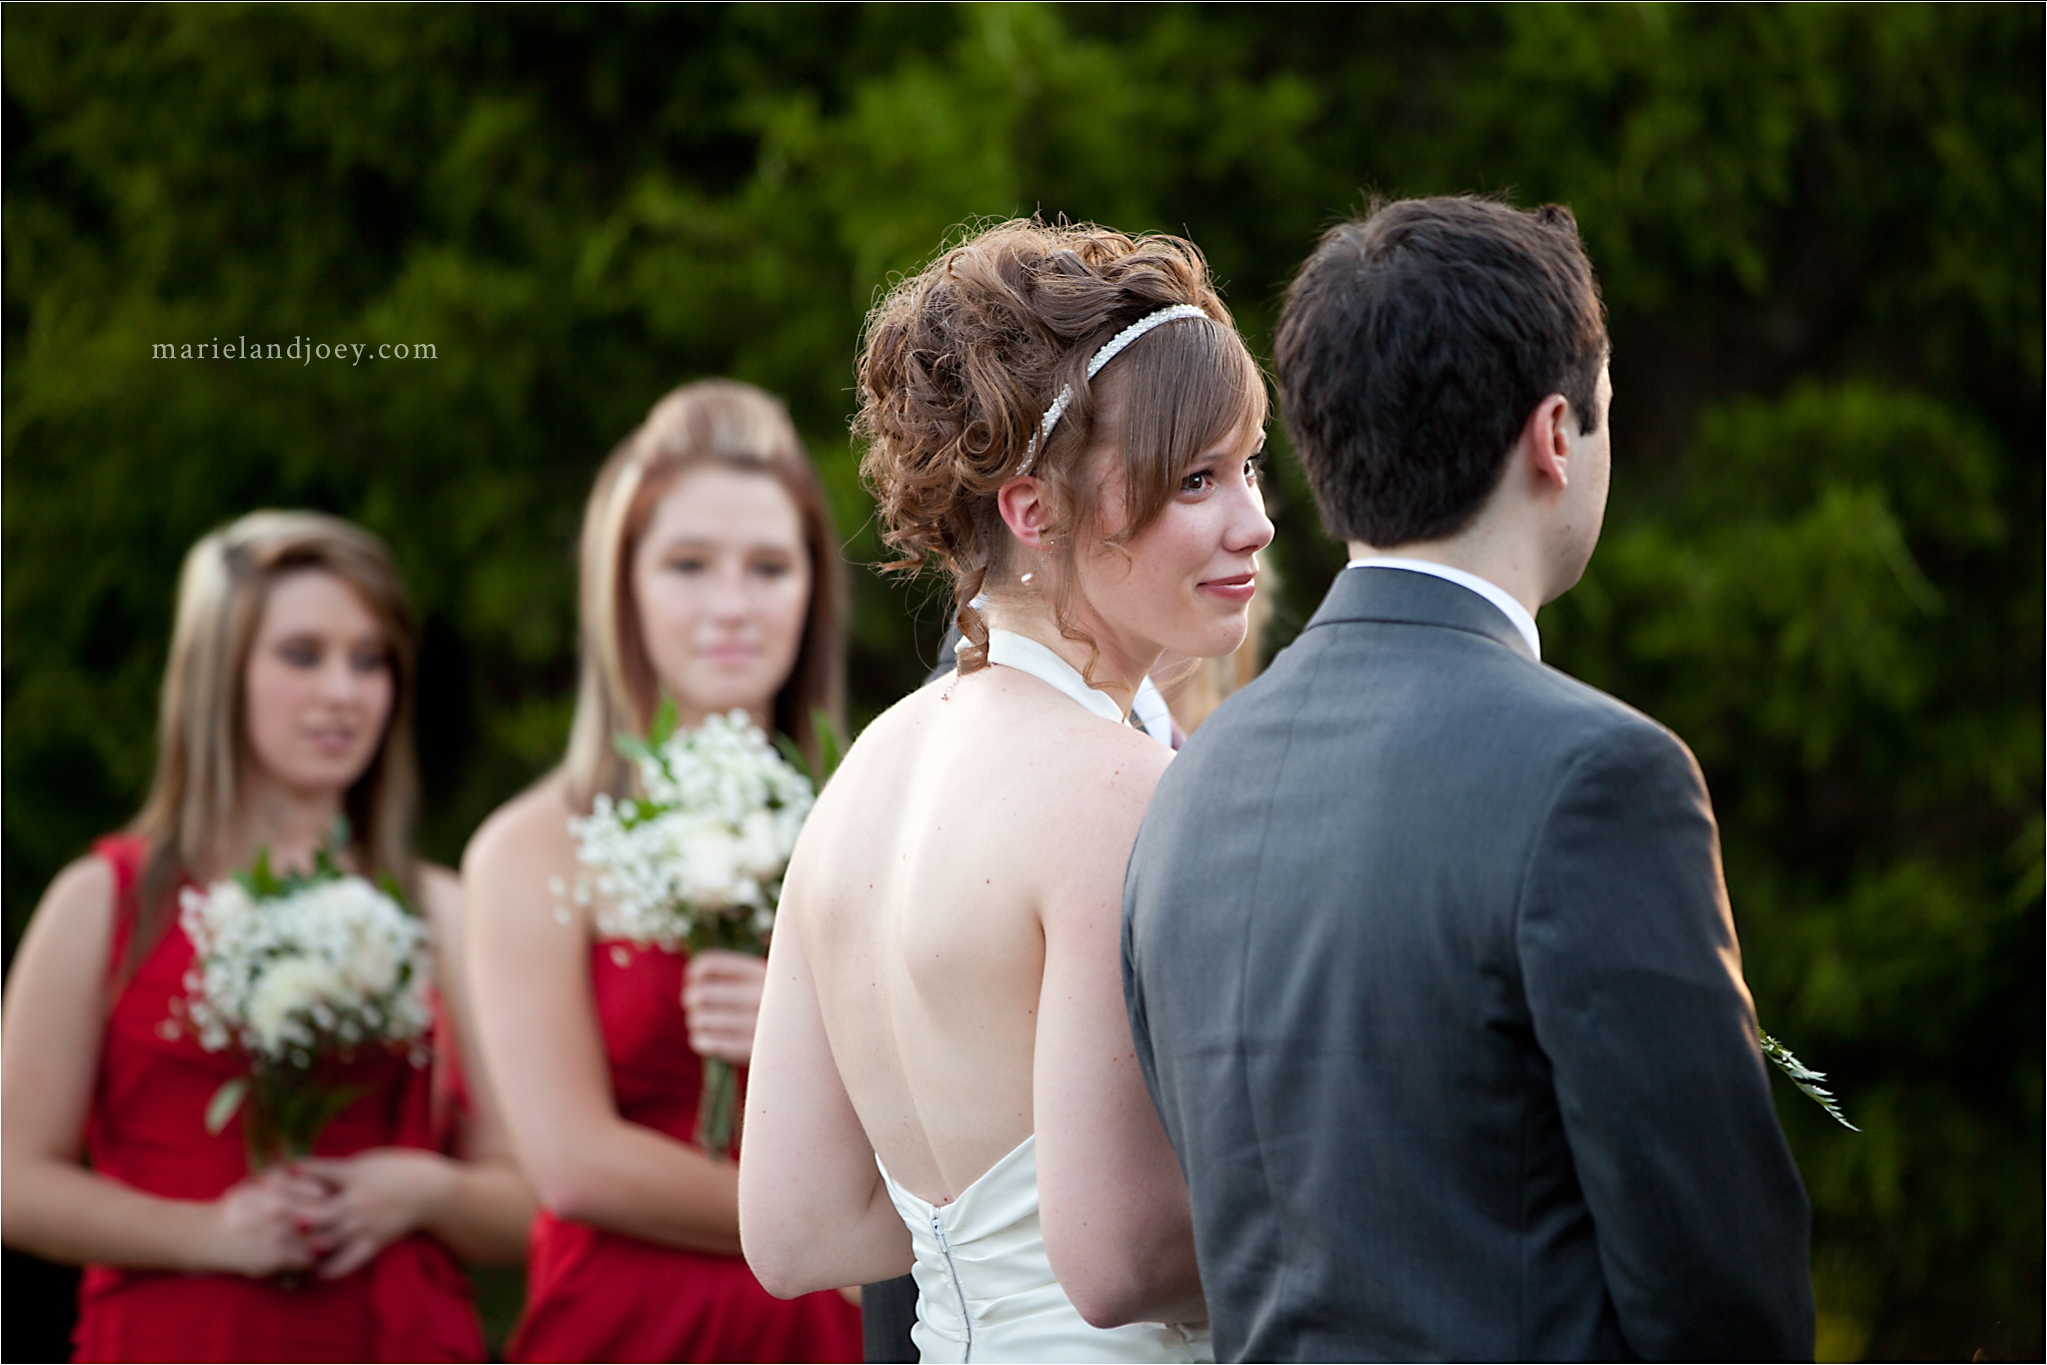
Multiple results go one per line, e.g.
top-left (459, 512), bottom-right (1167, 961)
top-left (4, 5), bottom-right (2039, 1360)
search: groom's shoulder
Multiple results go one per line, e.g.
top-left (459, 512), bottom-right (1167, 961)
top-left (1516, 651), bottom-right (1665, 738)
top-left (1424, 646), bottom-right (1706, 803)
top-left (1211, 608), bottom-right (1685, 771)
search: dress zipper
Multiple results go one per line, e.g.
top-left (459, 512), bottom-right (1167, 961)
top-left (931, 1212), bottom-right (973, 1362)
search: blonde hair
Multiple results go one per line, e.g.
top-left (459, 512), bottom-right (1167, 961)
top-left (563, 379), bottom-right (847, 809)
top-left (125, 510), bottom-right (419, 974)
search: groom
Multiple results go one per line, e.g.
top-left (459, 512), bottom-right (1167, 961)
top-left (1121, 197), bottom-right (1814, 1361)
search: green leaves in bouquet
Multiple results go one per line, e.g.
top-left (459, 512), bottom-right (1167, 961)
top-left (243, 1063), bottom-right (374, 1168)
top-left (235, 846), bottom-right (284, 900)
top-left (650, 696), bottom-right (680, 749)
top-left (686, 907), bottom-right (769, 960)
top-left (232, 843), bottom-right (345, 898)
top-left (775, 707), bottom-right (850, 790)
top-left (615, 696), bottom-right (681, 769)
top-left (375, 871), bottom-right (416, 918)
top-left (204, 1076), bottom-right (249, 1135)
top-left (611, 698), bottom-right (682, 830)
top-left (226, 822), bottom-right (412, 915)
top-left (205, 1065), bottom-right (375, 1164)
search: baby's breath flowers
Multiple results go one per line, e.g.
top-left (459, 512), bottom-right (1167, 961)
top-left (178, 845), bottom-right (433, 1167)
top-left (571, 706), bottom-right (817, 1156)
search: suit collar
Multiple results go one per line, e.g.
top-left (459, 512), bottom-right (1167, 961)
top-left (1303, 565), bottom-right (1540, 662)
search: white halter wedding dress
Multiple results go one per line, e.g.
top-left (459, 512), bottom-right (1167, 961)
top-left (875, 630), bottom-right (1213, 1365)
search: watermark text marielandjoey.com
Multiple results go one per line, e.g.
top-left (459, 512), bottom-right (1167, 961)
top-left (153, 336), bottom-right (437, 367)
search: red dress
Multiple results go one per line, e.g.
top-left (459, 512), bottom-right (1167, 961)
top-left (73, 835), bottom-right (484, 1364)
top-left (507, 939), bottom-right (863, 1363)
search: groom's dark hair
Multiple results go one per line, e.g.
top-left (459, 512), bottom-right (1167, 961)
top-left (1275, 196), bottom-right (1607, 548)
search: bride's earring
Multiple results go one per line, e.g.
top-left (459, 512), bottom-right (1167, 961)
top-left (1023, 533), bottom-right (1054, 585)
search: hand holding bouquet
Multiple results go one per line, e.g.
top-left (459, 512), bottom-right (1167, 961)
top-left (179, 846), bottom-right (434, 1169)
top-left (570, 705), bottom-right (817, 1157)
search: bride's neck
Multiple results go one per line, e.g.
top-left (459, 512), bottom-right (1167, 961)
top-left (983, 605), bottom-right (1159, 708)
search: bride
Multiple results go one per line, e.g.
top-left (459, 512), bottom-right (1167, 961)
top-left (738, 220), bottom-right (1273, 1363)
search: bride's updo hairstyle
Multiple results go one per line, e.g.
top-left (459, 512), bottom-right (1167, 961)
top-left (855, 219), bottom-right (1266, 673)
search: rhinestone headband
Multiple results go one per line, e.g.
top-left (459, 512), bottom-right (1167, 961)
top-left (1013, 303), bottom-right (1210, 477)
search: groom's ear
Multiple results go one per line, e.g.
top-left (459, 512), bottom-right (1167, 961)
top-left (1517, 393), bottom-right (1576, 495)
top-left (996, 477), bottom-right (1054, 548)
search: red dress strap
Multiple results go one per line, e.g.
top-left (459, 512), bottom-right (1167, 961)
top-left (90, 833), bottom-right (148, 899)
top-left (89, 834), bottom-right (152, 976)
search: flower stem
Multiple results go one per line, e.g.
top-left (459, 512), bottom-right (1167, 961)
top-left (695, 1057), bottom-right (738, 1159)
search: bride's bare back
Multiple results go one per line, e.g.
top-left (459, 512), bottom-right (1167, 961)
top-left (741, 219), bottom-right (1265, 1329)
top-left (784, 660), bottom-right (1171, 1207)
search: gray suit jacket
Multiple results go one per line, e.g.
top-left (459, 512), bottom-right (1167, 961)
top-left (1122, 567), bottom-right (1813, 1362)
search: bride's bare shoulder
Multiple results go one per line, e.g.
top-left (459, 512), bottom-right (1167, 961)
top-left (793, 683), bottom-right (940, 833)
top-left (1033, 710), bottom-right (1175, 821)
top-left (953, 670), bottom-right (1174, 828)
top-left (822, 671), bottom-right (955, 771)
top-left (813, 669), bottom-right (1171, 833)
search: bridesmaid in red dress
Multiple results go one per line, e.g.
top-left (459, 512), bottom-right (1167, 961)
top-left (0, 512), bottom-right (534, 1362)
top-left (463, 380), bottom-right (863, 1363)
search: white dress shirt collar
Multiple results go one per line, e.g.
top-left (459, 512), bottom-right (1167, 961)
top-left (1345, 556), bottom-right (1542, 661)
top-left (1128, 676), bottom-right (1175, 746)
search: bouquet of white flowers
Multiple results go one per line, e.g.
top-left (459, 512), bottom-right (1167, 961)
top-left (179, 846), bottom-right (434, 1168)
top-left (570, 705), bottom-right (819, 1156)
